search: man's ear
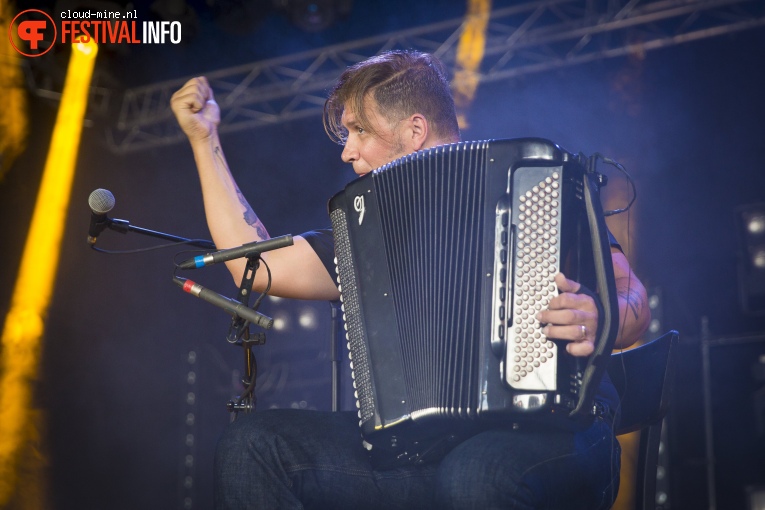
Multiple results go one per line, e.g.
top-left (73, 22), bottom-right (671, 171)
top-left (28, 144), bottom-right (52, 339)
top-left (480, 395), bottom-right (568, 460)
top-left (408, 113), bottom-right (429, 151)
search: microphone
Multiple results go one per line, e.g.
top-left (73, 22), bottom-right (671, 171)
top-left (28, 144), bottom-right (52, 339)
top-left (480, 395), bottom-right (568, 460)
top-left (87, 188), bottom-right (115, 245)
top-left (173, 276), bottom-right (273, 330)
top-left (178, 235), bottom-right (293, 269)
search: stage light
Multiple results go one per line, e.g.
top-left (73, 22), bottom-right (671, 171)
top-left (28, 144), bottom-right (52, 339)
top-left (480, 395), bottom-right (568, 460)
top-left (452, 0), bottom-right (490, 130)
top-left (0, 0), bottom-right (28, 181)
top-left (748, 214), bottom-right (765, 235)
top-left (274, 0), bottom-right (353, 32)
top-left (737, 203), bottom-right (765, 314)
top-left (755, 249), bottom-right (765, 270)
top-left (747, 486), bottom-right (765, 510)
top-left (298, 307), bottom-right (318, 329)
top-left (211, 0), bottom-right (272, 34)
top-left (273, 312), bottom-right (290, 331)
top-left (0, 38), bottom-right (98, 504)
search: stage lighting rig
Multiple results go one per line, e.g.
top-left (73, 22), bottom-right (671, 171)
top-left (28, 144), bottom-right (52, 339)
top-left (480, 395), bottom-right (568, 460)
top-left (150, 0), bottom-right (200, 38)
top-left (737, 203), bottom-right (765, 314)
top-left (273, 0), bottom-right (353, 32)
top-left (210, 0), bottom-right (273, 34)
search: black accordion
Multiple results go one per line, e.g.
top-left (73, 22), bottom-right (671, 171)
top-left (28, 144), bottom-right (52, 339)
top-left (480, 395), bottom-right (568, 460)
top-left (328, 138), bottom-right (619, 467)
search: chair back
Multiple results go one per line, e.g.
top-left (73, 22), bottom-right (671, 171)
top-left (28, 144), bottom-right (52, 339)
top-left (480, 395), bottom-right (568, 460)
top-left (609, 330), bottom-right (679, 435)
top-left (608, 330), bottom-right (679, 510)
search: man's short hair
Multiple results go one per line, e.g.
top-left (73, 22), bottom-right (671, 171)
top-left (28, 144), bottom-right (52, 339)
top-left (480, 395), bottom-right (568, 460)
top-left (323, 50), bottom-right (460, 144)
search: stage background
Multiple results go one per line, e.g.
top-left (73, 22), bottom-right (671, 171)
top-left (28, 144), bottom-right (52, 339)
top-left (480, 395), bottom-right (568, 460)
top-left (1, 1), bottom-right (764, 508)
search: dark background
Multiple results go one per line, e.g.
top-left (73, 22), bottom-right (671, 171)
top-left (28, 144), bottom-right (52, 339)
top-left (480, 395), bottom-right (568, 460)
top-left (2, 1), bottom-right (765, 508)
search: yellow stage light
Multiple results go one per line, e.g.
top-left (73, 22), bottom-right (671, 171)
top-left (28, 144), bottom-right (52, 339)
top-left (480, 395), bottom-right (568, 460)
top-left (452, 0), bottom-right (491, 129)
top-left (0, 39), bottom-right (98, 505)
top-left (0, 0), bottom-right (29, 179)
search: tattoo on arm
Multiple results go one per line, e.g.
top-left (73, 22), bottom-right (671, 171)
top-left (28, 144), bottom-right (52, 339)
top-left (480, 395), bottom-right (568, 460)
top-left (212, 145), bottom-right (269, 239)
top-left (213, 145), bottom-right (225, 166)
top-left (618, 287), bottom-right (645, 321)
top-left (235, 186), bottom-right (268, 239)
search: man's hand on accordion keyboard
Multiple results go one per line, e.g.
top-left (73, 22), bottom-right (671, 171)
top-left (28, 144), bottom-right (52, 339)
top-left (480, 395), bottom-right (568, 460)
top-left (536, 273), bottom-right (597, 357)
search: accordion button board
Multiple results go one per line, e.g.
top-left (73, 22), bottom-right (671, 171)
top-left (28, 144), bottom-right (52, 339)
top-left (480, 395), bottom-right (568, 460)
top-left (494, 168), bottom-right (563, 392)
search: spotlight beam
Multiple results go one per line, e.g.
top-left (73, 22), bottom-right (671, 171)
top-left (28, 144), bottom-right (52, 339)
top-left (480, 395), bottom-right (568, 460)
top-left (0, 40), bottom-right (98, 504)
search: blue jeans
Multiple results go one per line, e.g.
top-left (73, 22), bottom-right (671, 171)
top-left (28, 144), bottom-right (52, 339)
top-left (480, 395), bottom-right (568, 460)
top-left (214, 409), bottom-right (621, 509)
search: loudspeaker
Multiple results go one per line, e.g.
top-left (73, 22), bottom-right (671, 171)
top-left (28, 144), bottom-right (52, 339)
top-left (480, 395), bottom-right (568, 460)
top-left (702, 334), bottom-right (765, 510)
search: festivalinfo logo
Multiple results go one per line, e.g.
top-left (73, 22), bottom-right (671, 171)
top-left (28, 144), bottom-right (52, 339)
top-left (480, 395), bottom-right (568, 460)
top-left (9, 8), bottom-right (182, 57)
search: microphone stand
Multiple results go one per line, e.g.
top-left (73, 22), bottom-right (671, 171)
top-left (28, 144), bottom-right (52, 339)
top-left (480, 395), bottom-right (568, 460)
top-left (95, 217), bottom-right (216, 249)
top-left (172, 237), bottom-right (293, 419)
top-left (225, 254), bottom-right (269, 418)
top-left (91, 214), bottom-right (276, 419)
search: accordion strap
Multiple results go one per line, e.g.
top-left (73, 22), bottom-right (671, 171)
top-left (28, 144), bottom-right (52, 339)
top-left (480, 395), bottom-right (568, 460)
top-left (569, 169), bottom-right (620, 418)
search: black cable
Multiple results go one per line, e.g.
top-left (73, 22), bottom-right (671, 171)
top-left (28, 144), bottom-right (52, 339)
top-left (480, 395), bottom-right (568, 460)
top-left (250, 257), bottom-right (272, 313)
top-left (592, 153), bottom-right (637, 217)
top-left (226, 257), bottom-right (273, 344)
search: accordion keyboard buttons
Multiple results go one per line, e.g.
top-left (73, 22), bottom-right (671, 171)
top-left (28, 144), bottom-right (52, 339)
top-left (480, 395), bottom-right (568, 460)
top-left (506, 170), bottom-right (562, 390)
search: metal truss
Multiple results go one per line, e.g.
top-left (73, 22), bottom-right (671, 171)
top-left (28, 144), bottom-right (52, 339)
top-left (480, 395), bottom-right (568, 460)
top-left (108, 0), bottom-right (765, 153)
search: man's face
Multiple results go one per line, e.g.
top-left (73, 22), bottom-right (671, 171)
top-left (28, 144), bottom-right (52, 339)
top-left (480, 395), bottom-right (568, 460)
top-left (340, 97), bottom-right (409, 176)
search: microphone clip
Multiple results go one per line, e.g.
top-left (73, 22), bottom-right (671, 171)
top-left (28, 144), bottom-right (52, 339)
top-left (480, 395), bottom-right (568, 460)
top-left (226, 254), bottom-right (262, 344)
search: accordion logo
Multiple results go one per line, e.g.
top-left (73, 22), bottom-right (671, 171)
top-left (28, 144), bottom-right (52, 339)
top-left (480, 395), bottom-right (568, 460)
top-left (353, 195), bottom-right (366, 225)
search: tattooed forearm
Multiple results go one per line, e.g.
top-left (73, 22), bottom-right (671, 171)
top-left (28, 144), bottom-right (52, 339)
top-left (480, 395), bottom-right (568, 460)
top-left (235, 186), bottom-right (269, 239)
top-left (618, 287), bottom-right (645, 321)
top-left (235, 187), bottom-right (257, 224)
top-left (211, 145), bottom-right (269, 239)
top-left (213, 145), bottom-right (226, 166)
